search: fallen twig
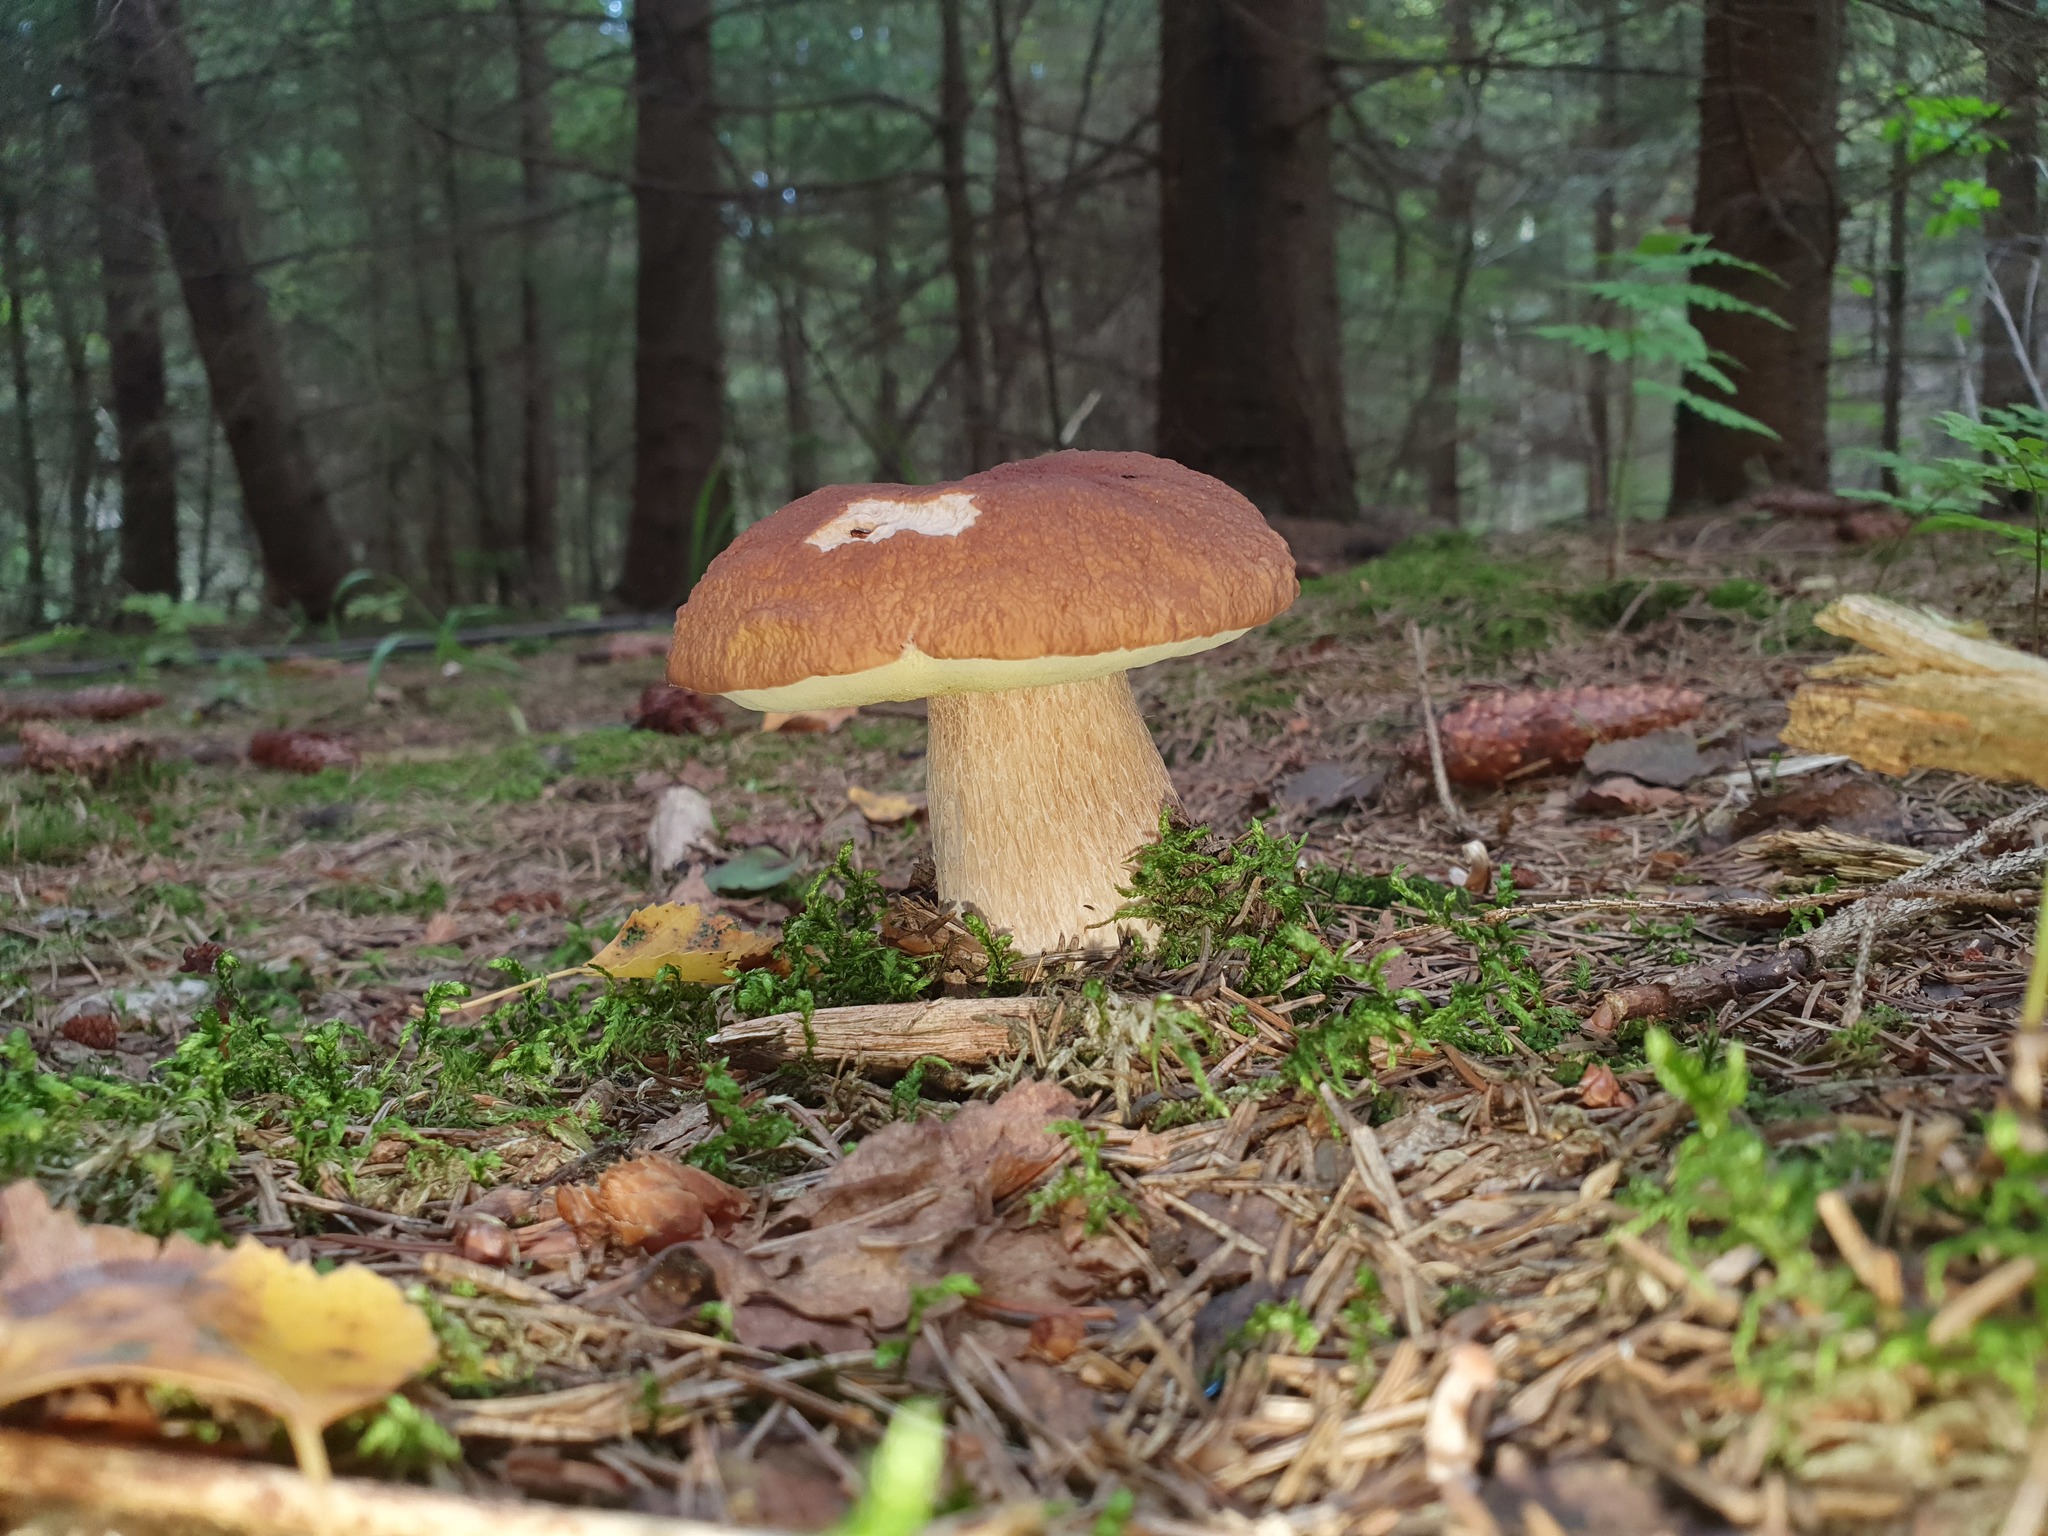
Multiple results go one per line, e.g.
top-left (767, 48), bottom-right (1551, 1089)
top-left (1408, 621), bottom-right (1478, 838)
top-left (706, 995), bottom-right (1050, 1068)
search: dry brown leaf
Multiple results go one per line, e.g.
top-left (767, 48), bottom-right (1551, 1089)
top-left (684, 1080), bottom-right (1117, 1349)
top-left (1428, 685), bottom-right (1705, 787)
top-left (421, 910), bottom-right (460, 946)
top-left (761, 707), bottom-right (858, 734)
top-left (847, 785), bottom-right (927, 824)
top-left (1570, 776), bottom-right (1683, 816)
top-left (554, 1156), bottom-right (749, 1254)
top-left (0, 1181), bottom-right (435, 1477)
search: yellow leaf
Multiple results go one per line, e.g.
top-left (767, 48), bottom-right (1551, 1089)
top-left (847, 785), bottom-right (927, 825)
top-left (0, 1181), bottom-right (436, 1478)
top-left (586, 902), bottom-right (776, 982)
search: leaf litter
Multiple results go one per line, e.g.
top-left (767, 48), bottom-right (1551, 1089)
top-left (6, 524), bottom-right (2048, 1535)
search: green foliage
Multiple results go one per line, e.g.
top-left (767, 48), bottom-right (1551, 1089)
top-left (1566, 578), bottom-right (1694, 631)
top-left (732, 844), bottom-right (934, 1018)
top-left (834, 1399), bottom-right (947, 1536)
top-left (1706, 578), bottom-right (1778, 620)
top-left (1092, 1489), bottom-right (1136, 1536)
top-left (352, 1394), bottom-right (461, 1474)
top-left (874, 1273), bottom-right (980, 1370)
top-left (1337, 1267), bottom-right (1395, 1359)
top-left (1884, 94), bottom-right (2005, 237)
top-left (1028, 1120), bottom-right (1138, 1234)
top-left (1244, 1298), bottom-right (1321, 1354)
top-left (1857, 405), bottom-right (2048, 637)
top-left (1346, 532), bottom-right (1556, 659)
top-left (686, 1059), bottom-right (796, 1179)
top-left (1536, 230), bottom-right (1785, 448)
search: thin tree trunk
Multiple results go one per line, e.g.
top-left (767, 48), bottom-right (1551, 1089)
top-left (94, 0), bottom-right (353, 618)
top-left (1413, 0), bottom-right (1481, 527)
top-left (1584, 0), bottom-right (1620, 524)
top-left (437, 116), bottom-right (502, 603)
top-left (938, 0), bottom-right (994, 472)
top-left (1, 191), bottom-right (47, 625)
top-left (400, 127), bottom-right (456, 607)
top-left (84, 27), bottom-right (179, 600)
top-left (195, 417), bottom-right (216, 600)
top-left (990, 0), bottom-right (1062, 446)
top-left (509, 0), bottom-right (561, 608)
top-left (866, 185), bottom-right (906, 482)
top-left (1669, 0), bottom-right (1844, 508)
top-left (1881, 20), bottom-right (1912, 492)
top-left (1157, 0), bottom-right (1359, 522)
top-left (776, 290), bottom-right (818, 499)
top-left (1982, 0), bottom-right (2042, 415)
top-left (580, 204), bottom-right (620, 601)
top-left (620, 0), bottom-right (726, 610)
top-left (47, 262), bottom-right (100, 621)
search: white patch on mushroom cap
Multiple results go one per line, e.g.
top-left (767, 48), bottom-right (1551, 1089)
top-left (805, 492), bottom-right (980, 552)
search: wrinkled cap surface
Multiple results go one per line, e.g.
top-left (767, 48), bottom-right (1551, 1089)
top-left (668, 451), bottom-right (1298, 710)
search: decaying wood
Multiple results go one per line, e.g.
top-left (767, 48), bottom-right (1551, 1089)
top-left (0, 1428), bottom-right (776, 1536)
top-left (1785, 594), bottom-right (2048, 786)
top-left (707, 995), bottom-right (1048, 1068)
top-left (1586, 951), bottom-right (1810, 1035)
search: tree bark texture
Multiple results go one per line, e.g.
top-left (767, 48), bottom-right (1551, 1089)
top-left (1669, 0), bottom-right (1844, 509)
top-left (938, 0), bottom-right (994, 472)
top-left (619, 0), bottom-right (726, 611)
top-left (1584, 0), bottom-right (1620, 523)
top-left (1982, 0), bottom-right (2043, 414)
top-left (436, 114), bottom-right (502, 604)
top-left (84, 42), bottom-right (179, 601)
top-left (509, 0), bottom-right (562, 608)
top-left (1880, 22), bottom-right (1911, 490)
top-left (1157, 0), bottom-right (1358, 523)
top-left (1411, 0), bottom-right (1481, 527)
top-left (1, 191), bottom-right (47, 623)
top-left (47, 260), bottom-right (100, 621)
top-left (94, 0), bottom-right (351, 618)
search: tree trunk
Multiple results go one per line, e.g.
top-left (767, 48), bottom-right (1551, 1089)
top-left (1157, 0), bottom-right (1358, 522)
top-left (1982, 0), bottom-right (2043, 414)
top-left (938, 0), bottom-right (994, 472)
top-left (991, 0), bottom-right (1062, 446)
top-left (1411, 0), bottom-right (1481, 527)
top-left (437, 117), bottom-right (503, 604)
top-left (1669, 0), bottom-right (1844, 509)
top-left (1, 191), bottom-right (48, 625)
top-left (1585, 0), bottom-right (1620, 523)
top-left (93, 0), bottom-right (353, 618)
top-left (84, 38), bottom-right (179, 601)
top-left (47, 261), bottom-right (101, 621)
top-left (866, 185), bottom-right (906, 482)
top-left (775, 290), bottom-right (818, 500)
top-left (509, 0), bottom-right (562, 608)
top-left (399, 126), bottom-right (457, 607)
top-left (1880, 20), bottom-right (1912, 491)
top-left (619, 0), bottom-right (726, 611)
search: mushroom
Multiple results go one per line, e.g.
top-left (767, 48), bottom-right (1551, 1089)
top-left (667, 451), bottom-right (1297, 955)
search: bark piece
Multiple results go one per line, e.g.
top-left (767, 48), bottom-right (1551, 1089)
top-left (709, 996), bottom-right (1048, 1070)
top-left (0, 684), bottom-right (164, 723)
top-left (18, 722), bottom-right (151, 782)
top-left (632, 683), bottom-right (723, 736)
top-left (249, 729), bottom-right (360, 774)
top-left (1783, 595), bottom-right (2048, 788)
top-left (1581, 727), bottom-right (1706, 788)
top-left (1586, 951), bottom-right (1811, 1035)
top-left (1429, 684), bottom-right (1705, 787)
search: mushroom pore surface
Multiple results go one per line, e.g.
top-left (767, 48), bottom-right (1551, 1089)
top-left (925, 672), bottom-right (1173, 955)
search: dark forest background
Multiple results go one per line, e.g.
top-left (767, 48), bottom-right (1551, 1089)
top-left (0, 0), bottom-right (2034, 625)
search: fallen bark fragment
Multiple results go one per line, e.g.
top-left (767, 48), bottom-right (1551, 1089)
top-left (1585, 952), bottom-right (1810, 1035)
top-left (17, 721), bottom-right (152, 781)
top-left (0, 683), bottom-right (164, 723)
top-left (1424, 684), bottom-right (1705, 787)
top-left (249, 729), bottom-right (360, 774)
top-left (0, 1428), bottom-right (770, 1536)
top-left (1784, 595), bottom-right (2048, 787)
top-left (708, 995), bottom-right (1050, 1068)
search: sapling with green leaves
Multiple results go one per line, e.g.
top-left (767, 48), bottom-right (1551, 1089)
top-left (1536, 231), bottom-right (1785, 574)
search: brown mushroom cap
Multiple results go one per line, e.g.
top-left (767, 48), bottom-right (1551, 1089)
top-left (668, 451), bottom-right (1298, 710)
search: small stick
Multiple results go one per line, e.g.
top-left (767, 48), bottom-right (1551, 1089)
top-left (1836, 896), bottom-right (1887, 1035)
top-left (1814, 1189), bottom-right (1903, 1307)
top-left (1929, 1255), bottom-right (2039, 1346)
top-left (1407, 620), bottom-right (1477, 838)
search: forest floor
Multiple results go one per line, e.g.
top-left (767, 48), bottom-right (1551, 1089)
top-left (1, 514), bottom-right (2045, 1536)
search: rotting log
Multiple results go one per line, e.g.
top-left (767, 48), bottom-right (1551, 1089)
top-left (707, 995), bottom-right (1049, 1069)
top-left (1783, 594), bottom-right (2048, 787)
top-left (0, 1428), bottom-right (777, 1536)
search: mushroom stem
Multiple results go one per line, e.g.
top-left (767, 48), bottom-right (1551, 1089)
top-left (925, 671), bottom-right (1175, 955)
